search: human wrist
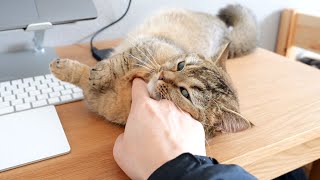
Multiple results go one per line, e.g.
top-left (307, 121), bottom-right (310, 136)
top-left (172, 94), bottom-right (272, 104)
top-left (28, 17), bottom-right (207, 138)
top-left (143, 148), bottom-right (185, 179)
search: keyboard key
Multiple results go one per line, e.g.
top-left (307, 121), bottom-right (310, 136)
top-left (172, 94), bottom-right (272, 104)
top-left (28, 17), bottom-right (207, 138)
top-left (41, 79), bottom-right (52, 84)
top-left (73, 92), bottom-right (84, 99)
top-left (53, 86), bottom-right (64, 92)
top-left (23, 77), bottom-right (34, 83)
top-left (34, 81), bottom-right (42, 86)
top-left (61, 89), bottom-right (72, 95)
top-left (13, 88), bottom-right (24, 94)
top-left (0, 81), bottom-right (11, 87)
top-left (37, 94), bottom-right (48, 100)
top-left (0, 102), bottom-right (10, 109)
top-left (11, 99), bottom-right (23, 106)
top-left (32, 100), bottom-right (48, 108)
top-left (17, 92), bottom-right (29, 99)
top-left (45, 74), bottom-right (54, 79)
top-left (48, 82), bottom-right (60, 88)
top-left (41, 88), bottom-right (53, 94)
top-left (60, 95), bottom-right (72, 102)
top-left (18, 83), bottom-right (30, 89)
top-left (49, 91), bottom-right (61, 98)
top-left (4, 95), bottom-right (16, 102)
top-left (24, 96), bottom-right (36, 103)
top-left (29, 81), bottom-right (36, 87)
top-left (6, 85), bottom-right (17, 91)
top-left (15, 103), bottom-right (31, 111)
top-left (48, 97), bottom-right (60, 104)
top-left (0, 106), bottom-right (14, 115)
top-left (60, 81), bottom-right (69, 86)
top-left (34, 76), bottom-right (45, 81)
top-left (1, 90), bottom-right (12, 97)
top-left (25, 86), bottom-right (37, 92)
top-left (64, 83), bottom-right (75, 89)
top-left (0, 86), bottom-right (6, 92)
top-left (29, 90), bottom-right (41, 96)
top-left (37, 84), bottom-right (48, 90)
top-left (11, 79), bottom-right (22, 86)
top-left (72, 87), bottom-right (83, 93)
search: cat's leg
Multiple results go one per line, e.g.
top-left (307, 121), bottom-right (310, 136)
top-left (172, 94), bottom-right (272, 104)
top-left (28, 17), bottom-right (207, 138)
top-left (50, 58), bottom-right (90, 92)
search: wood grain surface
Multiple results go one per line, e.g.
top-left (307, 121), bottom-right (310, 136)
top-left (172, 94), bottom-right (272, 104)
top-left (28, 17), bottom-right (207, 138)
top-left (2, 40), bottom-right (320, 179)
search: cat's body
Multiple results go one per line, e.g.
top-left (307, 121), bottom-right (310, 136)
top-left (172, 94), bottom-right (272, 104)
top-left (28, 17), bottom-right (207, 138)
top-left (50, 5), bottom-right (258, 137)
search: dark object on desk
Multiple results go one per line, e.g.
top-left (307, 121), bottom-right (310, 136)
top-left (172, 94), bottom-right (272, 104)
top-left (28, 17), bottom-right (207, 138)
top-left (90, 0), bottom-right (131, 61)
top-left (91, 47), bottom-right (114, 61)
top-left (298, 57), bottom-right (320, 69)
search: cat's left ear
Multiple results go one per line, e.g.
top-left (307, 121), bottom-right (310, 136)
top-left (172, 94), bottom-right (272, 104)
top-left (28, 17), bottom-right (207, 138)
top-left (213, 42), bottom-right (230, 71)
top-left (217, 108), bottom-right (253, 133)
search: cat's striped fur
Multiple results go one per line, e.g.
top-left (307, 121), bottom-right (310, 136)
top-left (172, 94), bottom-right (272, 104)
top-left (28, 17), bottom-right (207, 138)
top-left (50, 4), bottom-right (258, 137)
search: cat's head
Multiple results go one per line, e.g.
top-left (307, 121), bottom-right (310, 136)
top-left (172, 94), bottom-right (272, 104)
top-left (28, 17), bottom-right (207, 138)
top-left (147, 43), bottom-right (252, 137)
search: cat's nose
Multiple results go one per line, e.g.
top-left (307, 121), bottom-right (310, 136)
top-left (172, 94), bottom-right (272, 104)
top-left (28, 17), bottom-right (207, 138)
top-left (158, 71), bottom-right (164, 80)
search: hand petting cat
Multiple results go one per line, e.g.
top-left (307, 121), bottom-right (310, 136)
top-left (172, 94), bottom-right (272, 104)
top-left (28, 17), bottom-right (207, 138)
top-left (113, 78), bottom-right (206, 180)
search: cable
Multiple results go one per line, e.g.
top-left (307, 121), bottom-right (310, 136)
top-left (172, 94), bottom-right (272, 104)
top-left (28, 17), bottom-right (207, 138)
top-left (90, 0), bottom-right (132, 61)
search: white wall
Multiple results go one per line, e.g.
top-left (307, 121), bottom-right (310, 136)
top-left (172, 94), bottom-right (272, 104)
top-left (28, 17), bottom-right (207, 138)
top-left (0, 0), bottom-right (319, 53)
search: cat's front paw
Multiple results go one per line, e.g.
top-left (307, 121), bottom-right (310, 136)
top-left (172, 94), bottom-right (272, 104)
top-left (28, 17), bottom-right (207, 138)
top-left (50, 58), bottom-right (72, 82)
top-left (89, 62), bottom-right (112, 91)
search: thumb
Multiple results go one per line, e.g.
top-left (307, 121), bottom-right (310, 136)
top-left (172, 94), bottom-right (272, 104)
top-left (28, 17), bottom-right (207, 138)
top-left (113, 133), bottom-right (124, 164)
top-left (131, 78), bottom-right (150, 105)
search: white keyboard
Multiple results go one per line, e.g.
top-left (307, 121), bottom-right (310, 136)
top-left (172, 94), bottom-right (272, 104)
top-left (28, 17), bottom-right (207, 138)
top-left (0, 74), bottom-right (84, 115)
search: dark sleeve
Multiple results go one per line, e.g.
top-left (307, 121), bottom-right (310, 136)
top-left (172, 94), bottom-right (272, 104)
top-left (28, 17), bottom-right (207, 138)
top-left (148, 153), bottom-right (257, 180)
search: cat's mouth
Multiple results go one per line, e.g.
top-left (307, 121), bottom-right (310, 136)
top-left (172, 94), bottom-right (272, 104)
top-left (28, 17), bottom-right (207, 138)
top-left (147, 75), bottom-right (162, 101)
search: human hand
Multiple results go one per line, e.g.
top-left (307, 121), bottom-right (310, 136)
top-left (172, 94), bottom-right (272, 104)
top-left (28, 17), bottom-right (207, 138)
top-left (113, 78), bottom-right (206, 180)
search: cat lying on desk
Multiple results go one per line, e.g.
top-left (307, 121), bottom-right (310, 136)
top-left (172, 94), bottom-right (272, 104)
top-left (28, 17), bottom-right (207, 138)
top-left (50, 4), bottom-right (258, 137)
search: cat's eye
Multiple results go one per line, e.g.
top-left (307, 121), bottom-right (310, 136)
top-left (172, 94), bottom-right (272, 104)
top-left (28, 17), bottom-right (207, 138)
top-left (180, 87), bottom-right (190, 100)
top-left (177, 61), bottom-right (185, 71)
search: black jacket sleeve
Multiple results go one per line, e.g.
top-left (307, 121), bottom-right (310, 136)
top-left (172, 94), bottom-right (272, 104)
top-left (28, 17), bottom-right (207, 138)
top-left (148, 153), bottom-right (257, 180)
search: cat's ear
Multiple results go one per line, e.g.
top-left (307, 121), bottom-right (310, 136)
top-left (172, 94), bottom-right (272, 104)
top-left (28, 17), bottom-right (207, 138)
top-left (213, 42), bottom-right (230, 71)
top-left (217, 107), bottom-right (253, 133)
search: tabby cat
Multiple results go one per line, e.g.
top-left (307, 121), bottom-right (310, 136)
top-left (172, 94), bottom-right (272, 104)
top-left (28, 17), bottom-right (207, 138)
top-left (50, 4), bottom-right (258, 137)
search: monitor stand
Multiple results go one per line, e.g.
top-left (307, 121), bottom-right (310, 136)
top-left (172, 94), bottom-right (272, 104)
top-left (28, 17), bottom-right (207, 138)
top-left (0, 22), bottom-right (57, 82)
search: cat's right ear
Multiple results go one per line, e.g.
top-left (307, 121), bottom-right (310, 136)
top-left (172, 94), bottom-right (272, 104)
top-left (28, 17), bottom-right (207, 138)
top-left (212, 42), bottom-right (230, 71)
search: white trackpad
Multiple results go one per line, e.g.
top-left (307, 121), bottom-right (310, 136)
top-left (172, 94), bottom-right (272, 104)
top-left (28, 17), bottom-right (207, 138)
top-left (0, 105), bottom-right (70, 172)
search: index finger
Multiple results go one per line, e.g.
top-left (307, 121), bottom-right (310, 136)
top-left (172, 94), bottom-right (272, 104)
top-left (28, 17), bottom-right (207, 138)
top-left (131, 78), bottom-right (150, 104)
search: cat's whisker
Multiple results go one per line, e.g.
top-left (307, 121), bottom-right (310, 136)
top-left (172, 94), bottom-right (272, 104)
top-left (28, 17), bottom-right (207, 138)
top-left (126, 34), bottom-right (158, 69)
top-left (128, 53), bottom-right (151, 67)
top-left (143, 45), bottom-right (161, 69)
top-left (134, 63), bottom-right (152, 71)
top-left (128, 53), bottom-right (154, 70)
top-left (212, 99), bottom-right (222, 112)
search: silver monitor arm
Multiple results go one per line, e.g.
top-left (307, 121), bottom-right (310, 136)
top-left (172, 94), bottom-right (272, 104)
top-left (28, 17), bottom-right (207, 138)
top-left (0, 22), bottom-right (57, 82)
top-left (26, 22), bottom-right (53, 53)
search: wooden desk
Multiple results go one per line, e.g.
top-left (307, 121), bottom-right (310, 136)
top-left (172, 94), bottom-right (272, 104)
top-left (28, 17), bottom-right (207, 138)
top-left (2, 40), bottom-right (320, 180)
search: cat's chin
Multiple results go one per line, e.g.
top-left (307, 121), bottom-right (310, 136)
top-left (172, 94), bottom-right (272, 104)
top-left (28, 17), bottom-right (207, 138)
top-left (150, 92), bottom-right (162, 101)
